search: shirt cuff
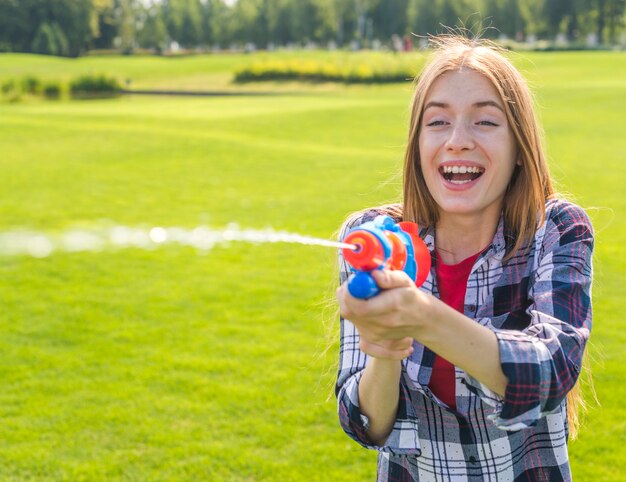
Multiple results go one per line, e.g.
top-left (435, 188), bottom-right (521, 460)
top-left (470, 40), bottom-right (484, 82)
top-left (338, 371), bottom-right (422, 455)
top-left (466, 328), bottom-right (564, 430)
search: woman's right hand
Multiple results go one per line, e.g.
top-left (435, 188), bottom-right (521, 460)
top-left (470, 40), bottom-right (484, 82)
top-left (337, 269), bottom-right (421, 361)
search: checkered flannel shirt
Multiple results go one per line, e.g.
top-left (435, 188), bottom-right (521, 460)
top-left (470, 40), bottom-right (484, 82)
top-left (336, 199), bottom-right (593, 482)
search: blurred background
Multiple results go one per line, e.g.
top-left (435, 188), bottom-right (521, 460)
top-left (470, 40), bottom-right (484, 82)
top-left (1, 1), bottom-right (625, 481)
top-left (1, 0), bottom-right (626, 56)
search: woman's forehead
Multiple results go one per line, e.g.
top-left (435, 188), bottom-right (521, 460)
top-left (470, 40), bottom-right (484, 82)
top-left (424, 69), bottom-right (503, 107)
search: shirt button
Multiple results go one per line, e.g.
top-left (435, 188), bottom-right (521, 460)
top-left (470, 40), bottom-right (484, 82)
top-left (467, 304), bottom-right (477, 312)
top-left (468, 456), bottom-right (477, 464)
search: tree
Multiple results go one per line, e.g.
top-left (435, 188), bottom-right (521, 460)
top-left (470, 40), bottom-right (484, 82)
top-left (163, 0), bottom-right (204, 48)
top-left (606, 0), bottom-right (626, 43)
top-left (370, 0), bottom-right (408, 39)
top-left (595, 0), bottom-right (626, 43)
top-left (518, 0), bottom-right (547, 38)
top-left (137, 4), bottom-right (167, 52)
top-left (0, 0), bottom-right (28, 52)
top-left (90, 0), bottom-right (118, 49)
top-left (31, 22), bottom-right (69, 55)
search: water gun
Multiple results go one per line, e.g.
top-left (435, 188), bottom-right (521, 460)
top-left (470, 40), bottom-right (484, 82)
top-left (341, 215), bottom-right (431, 299)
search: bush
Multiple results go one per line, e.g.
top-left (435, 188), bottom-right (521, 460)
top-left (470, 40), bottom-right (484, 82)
top-left (69, 74), bottom-right (122, 99)
top-left (42, 81), bottom-right (63, 99)
top-left (21, 76), bottom-right (42, 95)
top-left (1, 78), bottom-right (16, 95)
top-left (1, 78), bottom-right (21, 102)
top-left (234, 56), bottom-right (422, 84)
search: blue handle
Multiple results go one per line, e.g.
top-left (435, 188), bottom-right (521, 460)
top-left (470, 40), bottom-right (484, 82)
top-left (347, 271), bottom-right (381, 299)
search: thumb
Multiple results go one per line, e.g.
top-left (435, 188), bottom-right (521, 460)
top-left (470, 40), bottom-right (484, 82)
top-left (371, 269), bottom-right (414, 290)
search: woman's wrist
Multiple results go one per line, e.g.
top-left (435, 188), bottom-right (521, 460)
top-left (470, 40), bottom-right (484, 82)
top-left (368, 356), bottom-right (403, 374)
top-left (410, 291), bottom-right (446, 345)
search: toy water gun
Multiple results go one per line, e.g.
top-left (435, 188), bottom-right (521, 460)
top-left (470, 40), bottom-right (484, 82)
top-left (342, 215), bottom-right (431, 299)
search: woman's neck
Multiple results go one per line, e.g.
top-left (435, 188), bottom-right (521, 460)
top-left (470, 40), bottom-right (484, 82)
top-left (435, 211), bottom-right (500, 265)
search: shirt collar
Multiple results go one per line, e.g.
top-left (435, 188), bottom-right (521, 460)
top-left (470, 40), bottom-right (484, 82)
top-left (418, 213), bottom-right (508, 258)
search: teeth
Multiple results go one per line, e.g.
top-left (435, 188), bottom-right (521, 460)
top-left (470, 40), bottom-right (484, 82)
top-left (442, 165), bottom-right (482, 173)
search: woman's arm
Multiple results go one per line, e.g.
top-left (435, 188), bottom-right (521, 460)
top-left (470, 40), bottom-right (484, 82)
top-left (340, 201), bottom-right (594, 430)
top-left (335, 313), bottom-right (421, 454)
top-left (342, 270), bottom-right (509, 397)
top-left (358, 358), bottom-right (403, 445)
top-left (409, 289), bottom-right (509, 397)
top-left (335, 208), bottom-right (421, 454)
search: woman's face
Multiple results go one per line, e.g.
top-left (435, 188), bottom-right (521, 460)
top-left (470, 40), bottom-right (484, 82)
top-left (418, 69), bottom-right (518, 223)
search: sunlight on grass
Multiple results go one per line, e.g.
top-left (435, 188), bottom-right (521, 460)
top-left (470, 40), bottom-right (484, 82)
top-left (0, 50), bottom-right (624, 480)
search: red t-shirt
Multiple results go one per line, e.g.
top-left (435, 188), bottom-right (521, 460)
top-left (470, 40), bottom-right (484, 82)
top-left (428, 250), bottom-right (481, 411)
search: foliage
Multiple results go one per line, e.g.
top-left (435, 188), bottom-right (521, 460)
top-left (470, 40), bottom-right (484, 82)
top-left (1, 78), bottom-right (21, 102)
top-left (234, 56), bottom-right (424, 83)
top-left (42, 80), bottom-right (63, 99)
top-left (0, 75), bottom-right (65, 102)
top-left (0, 0), bottom-right (625, 57)
top-left (69, 73), bottom-right (122, 99)
top-left (21, 75), bottom-right (42, 95)
top-left (31, 22), bottom-right (70, 56)
top-left (0, 0), bottom-right (92, 57)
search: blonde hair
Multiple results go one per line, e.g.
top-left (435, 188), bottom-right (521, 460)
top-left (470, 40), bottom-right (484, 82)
top-left (404, 36), bottom-right (554, 257)
top-left (402, 35), bottom-right (588, 439)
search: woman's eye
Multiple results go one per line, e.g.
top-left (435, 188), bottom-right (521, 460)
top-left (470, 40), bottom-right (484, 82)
top-left (477, 120), bottom-right (499, 126)
top-left (426, 120), bottom-right (446, 126)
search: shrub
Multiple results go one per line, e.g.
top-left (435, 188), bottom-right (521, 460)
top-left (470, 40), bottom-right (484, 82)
top-left (42, 81), bottom-right (63, 99)
top-left (1, 78), bottom-right (16, 95)
top-left (1, 78), bottom-right (21, 102)
top-left (234, 56), bottom-right (421, 84)
top-left (69, 74), bottom-right (122, 99)
top-left (21, 76), bottom-right (42, 95)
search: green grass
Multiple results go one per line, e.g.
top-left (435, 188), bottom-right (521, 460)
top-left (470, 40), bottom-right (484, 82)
top-left (0, 50), bottom-right (422, 92)
top-left (0, 50), bottom-right (625, 481)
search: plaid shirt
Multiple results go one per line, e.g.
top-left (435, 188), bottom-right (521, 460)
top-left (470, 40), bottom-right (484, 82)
top-left (336, 199), bottom-right (593, 482)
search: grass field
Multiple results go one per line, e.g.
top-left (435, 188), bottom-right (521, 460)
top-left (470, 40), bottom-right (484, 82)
top-left (1, 50), bottom-right (625, 481)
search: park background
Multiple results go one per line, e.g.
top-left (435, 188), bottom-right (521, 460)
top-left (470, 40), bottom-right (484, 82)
top-left (1, 0), bottom-right (626, 481)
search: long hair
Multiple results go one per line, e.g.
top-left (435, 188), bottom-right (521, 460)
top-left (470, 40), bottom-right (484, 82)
top-left (404, 36), bottom-right (554, 257)
top-left (402, 35), bottom-right (589, 439)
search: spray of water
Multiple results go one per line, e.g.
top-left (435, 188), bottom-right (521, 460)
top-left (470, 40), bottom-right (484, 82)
top-left (0, 224), bottom-right (356, 259)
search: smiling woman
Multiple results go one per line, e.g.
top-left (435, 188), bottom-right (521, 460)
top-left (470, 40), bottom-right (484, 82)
top-left (418, 69), bottom-right (518, 234)
top-left (335, 35), bottom-right (594, 482)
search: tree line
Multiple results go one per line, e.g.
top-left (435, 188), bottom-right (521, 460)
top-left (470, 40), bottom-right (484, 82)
top-left (0, 0), bottom-right (625, 57)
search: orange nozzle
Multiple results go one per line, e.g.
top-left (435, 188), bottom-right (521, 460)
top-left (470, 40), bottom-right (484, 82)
top-left (342, 231), bottom-right (385, 271)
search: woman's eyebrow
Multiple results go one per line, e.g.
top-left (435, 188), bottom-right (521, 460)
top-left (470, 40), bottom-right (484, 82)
top-left (424, 101), bottom-right (448, 110)
top-left (424, 100), bottom-right (504, 111)
top-left (474, 100), bottom-right (504, 112)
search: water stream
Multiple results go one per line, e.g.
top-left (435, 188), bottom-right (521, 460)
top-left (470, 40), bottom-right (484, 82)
top-left (0, 224), bottom-right (356, 258)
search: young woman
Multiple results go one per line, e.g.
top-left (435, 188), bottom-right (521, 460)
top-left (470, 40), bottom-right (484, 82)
top-left (335, 36), bottom-right (593, 481)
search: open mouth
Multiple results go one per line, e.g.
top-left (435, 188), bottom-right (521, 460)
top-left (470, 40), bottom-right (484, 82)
top-left (439, 165), bottom-right (484, 185)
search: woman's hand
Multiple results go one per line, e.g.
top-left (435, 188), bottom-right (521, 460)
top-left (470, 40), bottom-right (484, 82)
top-left (338, 268), bottom-right (509, 396)
top-left (336, 269), bottom-right (433, 359)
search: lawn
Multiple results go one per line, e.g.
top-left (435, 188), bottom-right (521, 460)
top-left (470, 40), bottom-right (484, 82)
top-left (0, 50), bottom-right (625, 481)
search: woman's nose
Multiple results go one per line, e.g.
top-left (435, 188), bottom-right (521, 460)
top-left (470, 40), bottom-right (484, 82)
top-left (445, 123), bottom-right (475, 152)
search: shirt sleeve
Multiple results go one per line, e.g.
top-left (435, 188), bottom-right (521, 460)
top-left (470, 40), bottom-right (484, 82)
top-left (334, 210), bottom-right (422, 455)
top-left (464, 201), bottom-right (594, 430)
